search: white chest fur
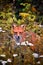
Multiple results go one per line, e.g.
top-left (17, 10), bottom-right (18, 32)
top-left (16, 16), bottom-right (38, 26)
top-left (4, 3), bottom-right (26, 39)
top-left (16, 41), bottom-right (34, 46)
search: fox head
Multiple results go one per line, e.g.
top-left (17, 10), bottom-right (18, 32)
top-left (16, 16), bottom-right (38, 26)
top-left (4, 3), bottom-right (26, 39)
top-left (12, 24), bottom-right (26, 43)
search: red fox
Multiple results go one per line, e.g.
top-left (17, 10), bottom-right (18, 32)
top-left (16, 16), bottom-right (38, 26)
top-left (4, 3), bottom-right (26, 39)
top-left (11, 24), bottom-right (40, 51)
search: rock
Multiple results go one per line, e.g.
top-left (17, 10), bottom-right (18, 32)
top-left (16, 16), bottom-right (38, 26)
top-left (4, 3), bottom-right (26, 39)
top-left (32, 53), bottom-right (39, 58)
top-left (13, 54), bottom-right (18, 57)
top-left (7, 59), bottom-right (12, 62)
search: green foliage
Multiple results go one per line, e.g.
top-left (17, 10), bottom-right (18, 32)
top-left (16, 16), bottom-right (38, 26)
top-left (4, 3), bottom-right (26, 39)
top-left (22, 3), bottom-right (31, 12)
top-left (36, 15), bottom-right (43, 24)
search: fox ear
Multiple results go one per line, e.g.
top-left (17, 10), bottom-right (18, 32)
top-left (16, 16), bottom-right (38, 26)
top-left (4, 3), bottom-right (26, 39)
top-left (12, 23), bottom-right (17, 28)
top-left (21, 24), bottom-right (26, 30)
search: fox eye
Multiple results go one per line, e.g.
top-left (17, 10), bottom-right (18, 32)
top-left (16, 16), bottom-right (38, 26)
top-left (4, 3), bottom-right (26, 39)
top-left (20, 32), bottom-right (22, 34)
top-left (14, 32), bottom-right (17, 34)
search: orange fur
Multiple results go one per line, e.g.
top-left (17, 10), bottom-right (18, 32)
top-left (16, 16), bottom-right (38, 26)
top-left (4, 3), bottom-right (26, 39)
top-left (11, 24), bottom-right (40, 51)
